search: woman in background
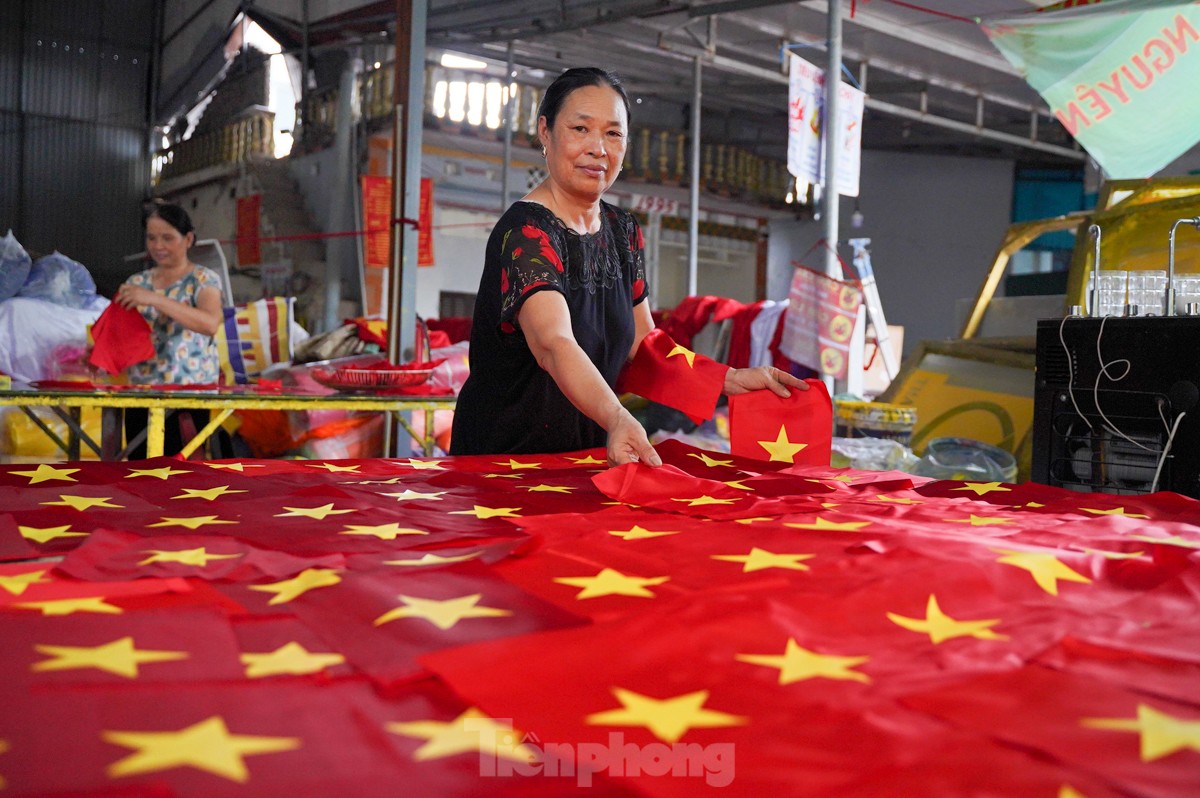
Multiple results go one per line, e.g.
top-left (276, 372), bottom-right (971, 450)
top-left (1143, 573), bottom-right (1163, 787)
top-left (115, 202), bottom-right (223, 458)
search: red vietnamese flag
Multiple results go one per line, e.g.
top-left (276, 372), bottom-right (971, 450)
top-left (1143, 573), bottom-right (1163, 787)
top-left (616, 328), bottom-right (729, 424)
top-left (728, 379), bottom-right (832, 467)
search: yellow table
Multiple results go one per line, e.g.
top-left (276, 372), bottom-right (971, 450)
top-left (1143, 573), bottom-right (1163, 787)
top-left (0, 384), bottom-right (456, 460)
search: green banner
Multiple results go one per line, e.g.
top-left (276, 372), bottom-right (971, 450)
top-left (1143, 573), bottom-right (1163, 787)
top-left (981, 0), bottom-right (1200, 178)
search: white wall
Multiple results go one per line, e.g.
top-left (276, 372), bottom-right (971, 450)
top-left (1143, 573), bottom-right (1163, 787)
top-left (767, 150), bottom-right (1016, 355)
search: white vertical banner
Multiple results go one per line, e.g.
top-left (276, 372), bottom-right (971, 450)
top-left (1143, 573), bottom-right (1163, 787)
top-left (787, 53), bottom-right (864, 197)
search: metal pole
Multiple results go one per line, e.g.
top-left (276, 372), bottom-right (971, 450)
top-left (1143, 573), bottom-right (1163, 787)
top-left (687, 55), bottom-right (702, 298)
top-left (822, 0), bottom-right (842, 280)
top-left (324, 49), bottom-right (359, 333)
top-left (501, 41), bottom-right (514, 212)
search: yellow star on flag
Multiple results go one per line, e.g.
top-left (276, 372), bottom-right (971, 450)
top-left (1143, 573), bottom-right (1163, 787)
top-left (138, 548), bottom-right (242, 567)
top-left (275, 503), bottom-right (356, 520)
top-left (948, 514), bottom-right (1014, 527)
top-left (687, 452), bottom-right (735, 468)
top-left (757, 426), bottom-right (807, 463)
top-left (0, 569), bottom-right (51, 595)
top-left (14, 596), bottom-right (123, 616)
top-left (374, 593), bottom-right (512, 630)
top-left (523, 483), bottom-right (575, 493)
top-left (19, 525), bottom-right (88, 544)
top-left (1081, 547), bottom-right (1146, 560)
top-left (240, 642), bottom-right (345, 678)
top-left (171, 485), bottom-right (248, 501)
top-left (125, 466), bottom-right (191, 480)
top-left (722, 479), bottom-right (754, 491)
top-left (736, 638), bottom-right (870, 684)
top-left (33, 636), bottom-right (188, 678)
top-left (1129, 535), bottom-right (1200, 549)
top-left (872, 494), bottom-right (920, 505)
top-left (671, 495), bottom-right (739, 507)
top-left (493, 459), bottom-right (541, 470)
top-left (1081, 703), bottom-right (1200, 762)
top-left (1023, 501), bottom-right (1046, 508)
top-left (1081, 506), bottom-right (1149, 518)
top-left (609, 525), bottom-right (681, 541)
top-left (380, 489), bottom-right (446, 501)
top-left (564, 454), bottom-right (606, 465)
top-left (734, 516), bottom-right (774, 524)
top-left (586, 687), bottom-right (747, 744)
top-left (248, 568), bottom-right (342, 605)
top-left (993, 549), bottom-right (1092, 595)
top-left (712, 547), bottom-right (815, 573)
top-left (102, 715), bottom-right (300, 782)
top-left (449, 505), bottom-right (522, 519)
top-left (383, 551), bottom-right (482, 567)
top-left (306, 462), bottom-right (361, 473)
top-left (147, 515), bottom-right (237, 530)
top-left (42, 494), bottom-right (124, 511)
top-left (482, 473), bottom-right (522, 479)
top-left (396, 458), bottom-right (447, 470)
top-left (953, 482), bottom-right (1012, 496)
top-left (354, 476), bottom-right (405, 485)
top-left (339, 522), bottom-right (429, 540)
top-left (784, 517), bottom-right (872, 532)
top-left (387, 708), bottom-right (537, 764)
top-left (887, 594), bottom-right (1007, 644)
top-left (10, 463), bottom-right (79, 484)
top-left (665, 344), bottom-right (697, 367)
top-left (206, 462), bottom-right (264, 472)
top-left (554, 568), bottom-right (669, 599)
top-left (807, 474), bottom-right (856, 485)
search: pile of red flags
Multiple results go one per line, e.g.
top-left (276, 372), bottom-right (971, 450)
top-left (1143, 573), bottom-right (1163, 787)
top-left (2, 440), bottom-right (1199, 796)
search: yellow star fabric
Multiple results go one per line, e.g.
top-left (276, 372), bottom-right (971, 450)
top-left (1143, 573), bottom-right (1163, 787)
top-left (687, 452), bottom-right (735, 468)
top-left (146, 515), bottom-right (237, 530)
top-left (206, 462), bottom-right (264, 472)
top-left (383, 551), bottom-right (482, 567)
top-left (482, 473), bottom-right (522, 479)
top-left (722, 479), bottom-right (754, 491)
top-left (493, 459), bottom-right (541, 470)
top-left (171, 485), bottom-right (248, 501)
top-left (554, 568), bottom-right (669, 599)
top-left (0, 569), bottom-right (51, 595)
top-left (14, 596), bottom-right (123, 615)
top-left (993, 549), bottom-right (1092, 595)
top-left (102, 715), bottom-right (300, 782)
top-left (671, 495), bottom-right (738, 507)
top-left (948, 514), bottom-right (1014, 527)
top-left (138, 548), bottom-right (242, 567)
top-left (10, 463), bottom-right (79, 484)
top-left (523, 484), bottom-right (575, 493)
top-left (19, 525), bottom-right (88, 544)
top-left (125, 466), bottom-right (191, 480)
top-left (374, 593), bottom-right (512, 630)
top-left (609, 525), bottom-right (681, 541)
top-left (32, 636), bottom-right (188, 678)
top-left (887, 594), bottom-right (1007, 644)
top-left (736, 638), bottom-right (870, 684)
top-left (872, 495), bottom-right (920, 505)
top-left (449, 505), bottom-right (522, 519)
top-left (564, 454), bottom-right (606, 465)
top-left (241, 642), bottom-right (345, 678)
top-left (712, 547), bottom-right (815, 573)
top-left (1081, 703), bottom-right (1200, 762)
top-left (41, 494), bottom-right (124, 511)
top-left (387, 708), bottom-right (537, 764)
top-left (953, 482), bottom-right (1012, 496)
top-left (339, 522), bottom-right (429, 540)
top-left (586, 687), bottom-right (747, 744)
top-left (1129, 535), bottom-right (1200, 549)
top-left (666, 344), bottom-right (697, 366)
top-left (784, 517), bottom-right (872, 532)
top-left (757, 426), bottom-right (807, 463)
top-left (397, 458), bottom-right (447, 470)
top-left (306, 462), bottom-right (361, 473)
top-left (275, 503), bottom-right (356, 520)
top-left (248, 568), bottom-right (343, 604)
top-left (1081, 506), bottom-right (1149, 518)
top-left (380, 489), bottom-right (446, 501)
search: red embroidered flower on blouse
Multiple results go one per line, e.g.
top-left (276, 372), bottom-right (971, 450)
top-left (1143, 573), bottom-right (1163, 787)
top-left (521, 225), bottom-right (565, 272)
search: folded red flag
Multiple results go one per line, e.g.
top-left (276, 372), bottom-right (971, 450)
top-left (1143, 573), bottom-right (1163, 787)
top-left (88, 301), bottom-right (155, 374)
top-left (728, 378), bottom-right (832, 466)
top-left (616, 328), bottom-right (730, 424)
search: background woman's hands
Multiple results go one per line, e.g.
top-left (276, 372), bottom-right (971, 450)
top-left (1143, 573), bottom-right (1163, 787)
top-left (723, 366), bottom-right (809, 397)
top-left (115, 284), bottom-right (155, 311)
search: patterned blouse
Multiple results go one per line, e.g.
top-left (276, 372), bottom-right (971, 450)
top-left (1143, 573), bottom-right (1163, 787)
top-left (124, 265), bottom-right (222, 385)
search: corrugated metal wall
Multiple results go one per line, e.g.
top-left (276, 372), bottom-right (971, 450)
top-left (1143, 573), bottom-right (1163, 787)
top-left (1, 0), bottom-right (156, 295)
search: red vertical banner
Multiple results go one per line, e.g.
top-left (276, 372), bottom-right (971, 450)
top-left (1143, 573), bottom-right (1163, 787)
top-left (418, 177), bottom-right (434, 267)
top-left (361, 176), bottom-right (392, 318)
top-left (235, 194), bottom-right (261, 266)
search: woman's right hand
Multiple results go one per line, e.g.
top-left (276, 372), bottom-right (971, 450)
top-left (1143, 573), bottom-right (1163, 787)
top-left (606, 408), bottom-right (661, 468)
top-left (116, 284), bottom-right (154, 310)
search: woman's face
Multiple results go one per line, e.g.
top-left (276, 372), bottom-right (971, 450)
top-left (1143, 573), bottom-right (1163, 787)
top-left (144, 216), bottom-right (193, 268)
top-left (539, 84), bottom-right (628, 203)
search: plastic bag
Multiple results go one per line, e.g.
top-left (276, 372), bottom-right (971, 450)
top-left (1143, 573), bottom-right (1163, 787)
top-left (17, 251), bottom-right (98, 309)
top-left (911, 437), bottom-right (1018, 483)
top-left (0, 229), bottom-right (32, 302)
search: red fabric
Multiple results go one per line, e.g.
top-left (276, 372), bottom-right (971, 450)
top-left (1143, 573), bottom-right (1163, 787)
top-left (87, 302), bottom-right (155, 374)
top-left (725, 300), bottom-right (766, 369)
top-left (425, 316), bottom-right (473, 344)
top-left (728, 378), bottom-right (832, 466)
top-left (616, 328), bottom-right (730, 424)
top-left (658, 295), bottom-right (745, 349)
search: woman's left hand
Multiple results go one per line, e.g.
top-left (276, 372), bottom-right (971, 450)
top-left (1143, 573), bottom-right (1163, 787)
top-left (115, 284), bottom-right (154, 310)
top-left (723, 366), bottom-right (809, 398)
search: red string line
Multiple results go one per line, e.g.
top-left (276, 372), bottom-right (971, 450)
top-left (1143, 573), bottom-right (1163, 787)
top-left (875, 0), bottom-right (976, 24)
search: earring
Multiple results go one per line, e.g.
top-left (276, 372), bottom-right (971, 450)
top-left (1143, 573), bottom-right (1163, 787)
top-left (541, 145), bottom-right (547, 158)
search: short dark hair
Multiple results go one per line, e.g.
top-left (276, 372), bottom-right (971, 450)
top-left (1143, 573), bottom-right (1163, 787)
top-left (537, 67), bottom-right (631, 130)
top-left (144, 202), bottom-right (194, 237)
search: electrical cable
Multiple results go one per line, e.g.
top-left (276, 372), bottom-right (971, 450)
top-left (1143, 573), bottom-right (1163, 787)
top-left (1092, 316), bottom-right (1155, 453)
top-left (1058, 313), bottom-right (1092, 431)
top-left (1150, 411), bottom-right (1187, 494)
